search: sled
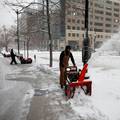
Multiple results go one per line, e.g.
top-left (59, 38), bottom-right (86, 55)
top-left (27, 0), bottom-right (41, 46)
top-left (64, 64), bottom-right (92, 98)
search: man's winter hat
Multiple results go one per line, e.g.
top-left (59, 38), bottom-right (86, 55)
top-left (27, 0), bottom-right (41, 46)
top-left (65, 45), bottom-right (71, 50)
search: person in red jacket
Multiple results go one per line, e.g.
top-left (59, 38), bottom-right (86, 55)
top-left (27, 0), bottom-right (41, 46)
top-left (59, 45), bottom-right (76, 88)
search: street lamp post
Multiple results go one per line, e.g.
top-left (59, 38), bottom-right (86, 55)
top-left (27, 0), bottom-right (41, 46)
top-left (16, 9), bottom-right (20, 54)
top-left (82, 0), bottom-right (91, 65)
top-left (12, 2), bottom-right (33, 55)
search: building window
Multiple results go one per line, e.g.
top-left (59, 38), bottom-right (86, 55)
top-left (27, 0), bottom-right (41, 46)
top-left (77, 19), bottom-right (80, 23)
top-left (95, 16), bottom-right (99, 20)
top-left (95, 10), bottom-right (104, 14)
top-left (106, 12), bottom-right (112, 16)
top-left (105, 24), bottom-right (111, 27)
top-left (67, 11), bottom-right (71, 15)
top-left (94, 3), bottom-right (104, 8)
top-left (82, 34), bottom-right (84, 38)
top-left (72, 19), bottom-right (75, 23)
top-left (76, 33), bottom-right (79, 37)
top-left (77, 12), bottom-right (81, 16)
top-left (77, 26), bottom-right (80, 30)
top-left (105, 36), bottom-right (111, 38)
top-left (94, 28), bottom-right (103, 32)
top-left (68, 33), bottom-right (71, 37)
top-left (114, 8), bottom-right (119, 12)
top-left (82, 20), bottom-right (84, 24)
top-left (97, 35), bottom-right (100, 38)
top-left (82, 27), bottom-right (84, 30)
top-left (94, 22), bottom-right (103, 26)
top-left (106, 18), bottom-right (112, 21)
top-left (114, 25), bottom-right (118, 28)
top-left (105, 30), bottom-right (111, 33)
top-left (67, 25), bottom-right (71, 29)
top-left (106, 7), bottom-right (112, 11)
top-left (72, 33), bottom-right (75, 37)
top-left (114, 13), bottom-right (119, 17)
top-left (113, 30), bottom-right (118, 33)
top-left (72, 26), bottom-right (75, 30)
top-left (95, 16), bottom-right (103, 21)
top-left (114, 2), bottom-right (119, 6)
top-left (67, 18), bottom-right (71, 22)
top-left (90, 28), bottom-right (93, 31)
top-left (106, 0), bottom-right (112, 4)
top-left (90, 21), bottom-right (93, 25)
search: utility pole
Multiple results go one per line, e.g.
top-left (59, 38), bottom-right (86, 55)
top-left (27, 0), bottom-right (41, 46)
top-left (46, 0), bottom-right (53, 67)
top-left (82, 0), bottom-right (91, 65)
top-left (6, 2), bottom-right (33, 55)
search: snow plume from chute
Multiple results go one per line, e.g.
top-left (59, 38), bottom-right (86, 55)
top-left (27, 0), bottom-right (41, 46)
top-left (89, 29), bottom-right (120, 67)
top-left (99, 31), bottom-right (120, 55)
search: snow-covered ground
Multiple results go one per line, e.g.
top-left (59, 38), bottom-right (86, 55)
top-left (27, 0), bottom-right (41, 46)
top-left (0, 31), bottom-right (120, 120)
top-left (0, 53), bottom-right (34, 120)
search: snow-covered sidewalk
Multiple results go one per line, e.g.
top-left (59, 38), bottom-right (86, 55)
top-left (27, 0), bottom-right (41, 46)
top-left (0, 54), bottom-right (34, 120)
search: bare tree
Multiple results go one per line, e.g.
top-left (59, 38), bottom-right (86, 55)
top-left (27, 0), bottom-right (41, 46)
top-left (0, 25), bottom-right (16, 51)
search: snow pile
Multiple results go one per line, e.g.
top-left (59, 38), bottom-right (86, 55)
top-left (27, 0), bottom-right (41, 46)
top-left (89, 30), bottom-right (120, 68)
top-left (96, 30), bottom-right (120, 56)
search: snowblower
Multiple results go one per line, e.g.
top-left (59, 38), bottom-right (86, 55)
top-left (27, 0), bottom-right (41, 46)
top-left (64, 63), bottom-right (92, 98)
top-left (18, 56), bottom-right (32, 64)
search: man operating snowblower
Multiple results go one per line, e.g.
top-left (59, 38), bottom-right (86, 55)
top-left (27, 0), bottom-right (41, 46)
top-left (59, 45), bottom-right (76, 88)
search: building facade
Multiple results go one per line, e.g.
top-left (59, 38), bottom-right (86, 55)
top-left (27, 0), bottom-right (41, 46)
top-left (19, 8), bottom-right (49, 50)
top-left (61, 0), bottom-right (120, 50)
top-left (19, 0), bottom-right (120, 51)
top-left (19, 4), bottom-right (62, 51)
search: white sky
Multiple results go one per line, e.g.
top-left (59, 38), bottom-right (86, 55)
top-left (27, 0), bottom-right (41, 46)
top-left (0, 0), bottom-right (34, 27)
top-left (0, 0), bottom-right (120, 27)
top-left (0, 2), bottom-right (15, 27)
top-left (0, 0), bottom-right (59, 27)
